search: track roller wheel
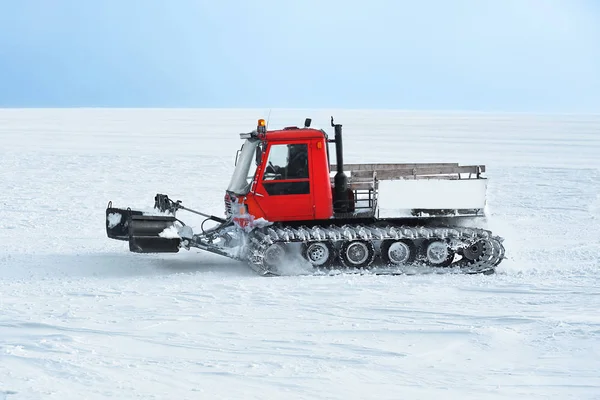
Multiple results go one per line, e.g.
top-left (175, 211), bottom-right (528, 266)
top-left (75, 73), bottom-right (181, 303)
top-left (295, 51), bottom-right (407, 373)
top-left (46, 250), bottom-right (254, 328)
top-left (302, 241), bottom-right (336, 268)
top-left (419, 239), bottom-right (455, 267)
top-left (339, 239), bottom-right (376, 268)
top-left (263, 242), bottom-right (287, 269)
top-left (462, 240), bottom-right (486, 261)
top-left (461, 239), bottom-right (495, 270)
top-left (380, 239), bottom-right (416, 266)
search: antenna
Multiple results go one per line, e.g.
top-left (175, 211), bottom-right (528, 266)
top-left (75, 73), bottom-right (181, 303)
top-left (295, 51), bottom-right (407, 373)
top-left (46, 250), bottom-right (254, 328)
top-left (266, 109), bottom-right (272, 129)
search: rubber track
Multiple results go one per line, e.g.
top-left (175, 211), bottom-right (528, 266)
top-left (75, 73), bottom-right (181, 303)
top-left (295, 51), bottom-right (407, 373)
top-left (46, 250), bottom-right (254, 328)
top-left (245, 224), bottom-right (505, 276)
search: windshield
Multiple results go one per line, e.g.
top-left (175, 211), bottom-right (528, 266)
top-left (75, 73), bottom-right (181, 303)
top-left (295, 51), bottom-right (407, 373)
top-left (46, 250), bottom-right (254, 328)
top-left (227, 139), bottom-right (260, 195)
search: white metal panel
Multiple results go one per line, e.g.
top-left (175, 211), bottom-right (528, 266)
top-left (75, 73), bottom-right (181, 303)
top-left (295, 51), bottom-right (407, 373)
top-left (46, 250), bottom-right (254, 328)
top-left (377, 178), bottom-right (487, 217)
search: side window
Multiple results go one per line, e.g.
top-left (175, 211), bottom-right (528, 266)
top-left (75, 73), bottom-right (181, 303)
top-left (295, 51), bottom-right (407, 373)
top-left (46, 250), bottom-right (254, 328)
top-left (263, 144), bottom-right (288, 181)
top-left (262, 143), bottom-right (310, 195)
top-left (286, 144), bottom-right (309, 179)
top-left (263, 144), bottom-right (309, 181)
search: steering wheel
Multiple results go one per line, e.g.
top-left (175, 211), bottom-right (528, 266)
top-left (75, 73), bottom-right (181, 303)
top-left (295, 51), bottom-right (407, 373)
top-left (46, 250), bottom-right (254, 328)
top-left (264, 161), bottom-right (283, 180)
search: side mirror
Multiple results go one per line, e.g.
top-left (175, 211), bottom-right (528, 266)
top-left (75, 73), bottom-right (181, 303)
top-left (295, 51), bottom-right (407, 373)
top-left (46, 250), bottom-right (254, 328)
top-left (304, 118), bottom-right (312, 128)
top-left (255, 145), bottom-right (263, 165)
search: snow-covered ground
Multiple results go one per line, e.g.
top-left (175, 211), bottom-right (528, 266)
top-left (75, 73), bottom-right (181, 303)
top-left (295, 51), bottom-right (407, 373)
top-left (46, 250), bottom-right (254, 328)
top-left (1, 109), bottom-right (599, 399)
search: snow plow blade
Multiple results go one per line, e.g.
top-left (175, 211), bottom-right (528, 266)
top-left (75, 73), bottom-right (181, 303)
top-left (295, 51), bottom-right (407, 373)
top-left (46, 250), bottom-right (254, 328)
top-left (127, 215), bottom-right (180, 253)
top-left (106, 203), bottom-right (142, 241)
top-left (105, 202), bottom-right (180, 253)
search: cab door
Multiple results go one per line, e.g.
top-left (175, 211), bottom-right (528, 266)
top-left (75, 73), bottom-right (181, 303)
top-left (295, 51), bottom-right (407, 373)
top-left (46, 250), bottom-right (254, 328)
top-left (253, 142), bottom-right (314, 221)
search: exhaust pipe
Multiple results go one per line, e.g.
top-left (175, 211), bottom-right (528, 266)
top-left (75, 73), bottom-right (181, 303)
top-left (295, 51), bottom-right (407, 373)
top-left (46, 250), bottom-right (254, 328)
top-left (331, 117), bottom-right (349, 213)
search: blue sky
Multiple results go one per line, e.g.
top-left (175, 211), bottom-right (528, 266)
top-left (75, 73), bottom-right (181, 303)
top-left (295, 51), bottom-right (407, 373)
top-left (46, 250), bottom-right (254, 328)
top-left (1, 0), bottom-right (599, 111)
